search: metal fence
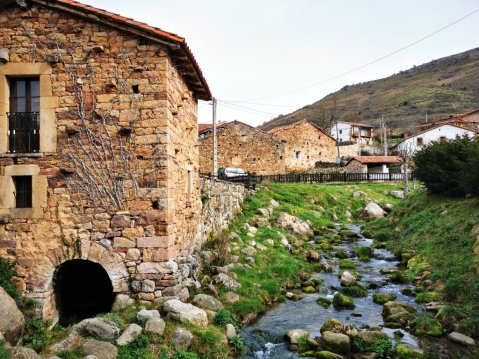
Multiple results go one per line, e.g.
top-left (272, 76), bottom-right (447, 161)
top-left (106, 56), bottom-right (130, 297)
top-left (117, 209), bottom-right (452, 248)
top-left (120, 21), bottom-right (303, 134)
top-left (257, 172), bottom-right (412, 183)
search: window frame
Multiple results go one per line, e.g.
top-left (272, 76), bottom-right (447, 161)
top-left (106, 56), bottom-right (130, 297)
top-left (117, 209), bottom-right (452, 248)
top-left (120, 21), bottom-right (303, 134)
top-left (12, 175), bottom-right (33, 208)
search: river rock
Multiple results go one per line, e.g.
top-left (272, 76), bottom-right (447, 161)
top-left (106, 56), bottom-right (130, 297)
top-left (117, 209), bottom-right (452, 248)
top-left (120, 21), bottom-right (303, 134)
top-left (81, 339), bottom-right (117, 359)
top-left (395, 343), bottom-right (424, 358)
top-left (226, 324), bottom-right (236, 339)
top-left (320, 318), bottom-right (341, 333)
top-left (373, 293), bottom-right (397, 304)
top-left (214, 273), bottom-right (242, 290)
top-left (9, 347), bottom-right (42, 359)
top-left (116, 324), bottom-right (142, 346)
top-left (163, 299), bottom-right (208, 328)
top-left (340, 271), bottom-right (357, 286)
top-left (276, 212), bottom-right (313, 238)
top-left (354, 330), bottom-right (390, 351)
top-left (78, 318), bottom-right (120, 340)
top-left (192, 294), bottom-right (224, 310)
top-left (315, 351), bottom-right (343, 359)
top-left (137, 308), bottom-right (161, 322)
top-left (145, 317), bottom-right (165, 335)
top-left (170, 328), bottom-right (193, 350)
top-left (0, 287), bottom-right (25, 345)
top-left (447, 332), bottom-right (476, 346)
top-left (382, 302), bottom-right (416, 327)
top-left (333, 293), bottom-right (355, 309)
top-left (284, 329), bottom-right (309, 344)
top-left (321, 331), bottom-right (351, 354)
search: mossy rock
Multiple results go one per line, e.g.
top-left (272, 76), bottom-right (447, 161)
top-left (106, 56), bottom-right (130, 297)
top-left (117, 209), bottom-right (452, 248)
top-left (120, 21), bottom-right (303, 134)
top-left (334, 250), bottom-right (348, 259)
top-left (320, 318), bottom-right (341, 333)
top-left (414, 291), bottom-right (439, 304)
top-left (341, 284), bottom-right (368, 298)
top-left (316, 297), bottom-right (332, 308)
top-left (339, 259), bottom-right (356, 269)
top-left (315, 350), bottom-right (344, 359)
top-left (401, 288), bottom-right (415, 296)
top-left (388, 271), bottom-right (409, 284)
top-left (395, 343), bottom-right (425, 358)
top-left (352, 330), bottom-right (392, 356)
top-left (299, 350), bottom-right (317, 357)
top-left (373, 293), bottom-right (397, 304)
top-left (333, 293), bottom-right (355, 310)
top-left (413, 315), bottom-right (443, 337)
top-left (303, 286), bottom-right (317, 293)
top-left (302, 280), bottom-right (315, 287)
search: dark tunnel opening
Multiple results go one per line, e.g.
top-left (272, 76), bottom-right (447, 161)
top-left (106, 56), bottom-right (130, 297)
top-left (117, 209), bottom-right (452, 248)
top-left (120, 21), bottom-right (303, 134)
top-left (54, 259), bottom-right (115, 326)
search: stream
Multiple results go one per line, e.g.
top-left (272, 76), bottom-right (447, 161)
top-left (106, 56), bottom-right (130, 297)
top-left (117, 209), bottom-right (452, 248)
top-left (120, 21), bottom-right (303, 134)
top-left (240, 224), bottom-right (425, 358)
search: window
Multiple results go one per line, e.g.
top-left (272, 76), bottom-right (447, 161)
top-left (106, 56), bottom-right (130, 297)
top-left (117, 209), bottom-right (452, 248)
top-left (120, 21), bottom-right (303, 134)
top-left (417, 137), bottom-right (423, 146)
top-left (339, 130), bottom-right (343, 134)
top-left (8, 77), bottom-right (40, 153)
top-left (295, 151), bottom-right (301, 160)
top-left (440, 136), bottom-right (446, 142)
top-left (13, 176), bottom-right (32, 208)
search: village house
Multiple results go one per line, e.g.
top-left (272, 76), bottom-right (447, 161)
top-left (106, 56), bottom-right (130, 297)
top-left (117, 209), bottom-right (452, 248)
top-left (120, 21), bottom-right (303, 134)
top-left (198, 120), bottom-right (286, 175)
top-left (266, 120), bottom-right (337, 172)
top-left (0, 0), bottom-right (211, 322)
top-left (393, 123), bottom-right (477, 154)
top-left (418, 109), bottom-right (479, 132)
top-left (345, 156), bottom-right (402, 174)
top-left (331, 121), bottom-right (374, 145)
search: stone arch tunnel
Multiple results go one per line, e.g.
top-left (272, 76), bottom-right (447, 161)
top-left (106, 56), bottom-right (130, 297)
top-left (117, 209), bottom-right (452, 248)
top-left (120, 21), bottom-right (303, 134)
top-left (54, 259), bottom-right (115, 325)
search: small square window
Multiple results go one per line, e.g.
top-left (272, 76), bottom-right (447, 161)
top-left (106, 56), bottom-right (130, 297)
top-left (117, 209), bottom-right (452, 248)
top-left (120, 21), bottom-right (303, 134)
top-left (417, 137), bottom-right (424, 146)
top-left (13, 176), bottom-right (32, 208)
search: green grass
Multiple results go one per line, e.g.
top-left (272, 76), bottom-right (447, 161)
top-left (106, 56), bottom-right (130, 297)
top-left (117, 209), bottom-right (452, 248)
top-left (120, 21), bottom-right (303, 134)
top-left (365, 190), bottom-right (479, 335)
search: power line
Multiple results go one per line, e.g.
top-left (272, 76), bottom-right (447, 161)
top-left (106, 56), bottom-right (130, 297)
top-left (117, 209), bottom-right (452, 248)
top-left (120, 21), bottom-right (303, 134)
top-left (219, 102), bottom-right (279, 118)
top-left (218, 100), bottom-right (279, 116)
top-left (237, 7), bottom-right (479, 102)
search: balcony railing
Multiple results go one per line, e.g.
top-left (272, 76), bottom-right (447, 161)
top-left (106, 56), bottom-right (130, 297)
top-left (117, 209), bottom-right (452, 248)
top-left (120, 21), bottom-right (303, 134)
top-left (7, 112), bottom-right (40, 153)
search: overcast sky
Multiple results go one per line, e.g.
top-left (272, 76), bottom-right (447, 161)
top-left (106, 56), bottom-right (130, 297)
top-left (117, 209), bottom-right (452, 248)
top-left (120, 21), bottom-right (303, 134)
top-left (82, 0), bottom-right (479, 127)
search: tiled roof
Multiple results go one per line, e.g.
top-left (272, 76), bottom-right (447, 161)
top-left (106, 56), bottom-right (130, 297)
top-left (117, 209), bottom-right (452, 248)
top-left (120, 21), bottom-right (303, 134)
top-left (350, 156), bottom-right (402, 164)
top-left (198, 123), bottom-right (212, 132)
top-left (31, 0), bottom-right (211, 100)
top-left (338, 121), bottom-right (373, 128)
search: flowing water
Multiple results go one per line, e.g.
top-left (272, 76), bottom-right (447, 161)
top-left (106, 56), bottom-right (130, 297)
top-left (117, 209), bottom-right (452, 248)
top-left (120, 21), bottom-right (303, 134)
top-left (240, 224), bottom-right (424, 358)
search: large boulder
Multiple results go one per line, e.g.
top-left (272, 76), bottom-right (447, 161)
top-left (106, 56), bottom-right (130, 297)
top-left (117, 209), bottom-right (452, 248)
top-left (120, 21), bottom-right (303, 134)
top-left (81, 339), bottom-right (117, 359)
top-left (321, 331), bottom-right (351, 354)
top-left (340, 271), bottom-right (356, 286)
top-left (77, 318), bottom-right (120, 340)
top-left (163, 299), bottom-right (208, 328)
top-left (333, 293), bottom-right (355, 310)
top-left (362, 202), bottom-right (386, 220)
top-left (136, 309), bottom-right (161, 322)
top-left (382, 302), bottom-right (416, 328)
top-left (275, 212), bottom-right (313, 238)
top-left (320, 318), bottom-right (341, 333)
top-left (0, 286), bottom-right (25, 345)
top-left (192, 294), bottom-right (224, 311)
top-left (145, 317), bottom-right (165, 335)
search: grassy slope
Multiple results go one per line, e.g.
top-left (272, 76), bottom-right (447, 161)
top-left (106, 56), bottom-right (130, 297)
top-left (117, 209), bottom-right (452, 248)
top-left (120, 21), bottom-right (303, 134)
top-left (215, 182), bottom-right (403, 320)
top-left (260, 47), bottom-right (479, 133)
top-left (365, 190), bottom-right (479, 335)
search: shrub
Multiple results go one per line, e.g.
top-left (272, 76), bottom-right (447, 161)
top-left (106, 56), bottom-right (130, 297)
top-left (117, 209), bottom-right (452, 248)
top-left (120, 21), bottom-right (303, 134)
top-left (22, 318), bottom-right (50, 353)
top-left (214, 309), bottom-right (235, 326)
top-left (117, 333), bottom-right (150, 359)
top-left (339, 259), bottom-right (356, 269)
top-left (413, 135), bottom-right (479, 197)
top-left (0, 257), bottom-right (19, 298)
top-left (0, 341), bottom-right (10, 359)
top-left (229, 335), bottom-right (245, 355)
top-left (172, 352), bottom-right (199, 359)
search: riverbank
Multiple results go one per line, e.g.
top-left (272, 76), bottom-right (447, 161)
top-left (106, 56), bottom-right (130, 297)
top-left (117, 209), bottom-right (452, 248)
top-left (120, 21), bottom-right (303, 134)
top-left (365, 190), bottom-right (479, 357)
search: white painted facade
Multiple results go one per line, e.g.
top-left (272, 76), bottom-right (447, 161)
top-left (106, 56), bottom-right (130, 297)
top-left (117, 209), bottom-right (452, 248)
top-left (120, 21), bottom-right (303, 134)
top-left (331, 121), bottom-right (373, 144)
top-left (395, 124), bottom-right (476, 154)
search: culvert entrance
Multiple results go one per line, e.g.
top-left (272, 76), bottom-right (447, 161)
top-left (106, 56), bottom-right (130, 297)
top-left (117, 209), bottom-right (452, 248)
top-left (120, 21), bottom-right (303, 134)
top-left (54, 259), bottom-right (115, 325)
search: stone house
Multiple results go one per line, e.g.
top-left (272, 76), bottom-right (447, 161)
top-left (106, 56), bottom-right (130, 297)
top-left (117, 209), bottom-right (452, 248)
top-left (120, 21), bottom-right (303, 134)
top-left (0, 0), bottom-right (211, 322)
top-left (331, 121), bottom-right (374, 145)
top-left (267, 120), bottom-right (337, 172)
top-left (199, 120), bottom-right (286, 175)
top-left (345, 156), bottom-right (402, 174)
top-left (392, 123), bottom-right (477, 155)
top-left (418, 109), bottom-right (479, 132)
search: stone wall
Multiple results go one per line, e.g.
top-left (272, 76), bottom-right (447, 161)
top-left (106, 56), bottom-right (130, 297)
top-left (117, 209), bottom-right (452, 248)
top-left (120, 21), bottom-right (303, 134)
top-left (0, 3), bottom-right (205, 320)
top-left (199, 177), bottom-right (245, 242)
top-left (338, 143), bottom-right (361, 158)
top-left (199, 121), bottom-right (286, 175)
top-left (345, 160), bottom-right (367, 173)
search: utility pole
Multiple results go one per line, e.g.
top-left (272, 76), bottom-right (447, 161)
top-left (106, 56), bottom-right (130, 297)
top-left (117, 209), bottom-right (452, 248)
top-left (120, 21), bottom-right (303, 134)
top-left (335, 121), bottom-right (340, 164)
top-left (357, 125), bottom-right (362, 156)
top-left (212, 97), bottom-right (217, 178)
top-left (382, 116), bottom-right (388, 156)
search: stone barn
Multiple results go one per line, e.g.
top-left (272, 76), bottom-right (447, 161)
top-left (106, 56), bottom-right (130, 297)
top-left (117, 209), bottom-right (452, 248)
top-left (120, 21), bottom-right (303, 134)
top-left (267, 120), bottom-right (337, 172)
top-left (0, 0), bottom-right (211, 322)
top-left (199, 120), bottom-right (286, 175)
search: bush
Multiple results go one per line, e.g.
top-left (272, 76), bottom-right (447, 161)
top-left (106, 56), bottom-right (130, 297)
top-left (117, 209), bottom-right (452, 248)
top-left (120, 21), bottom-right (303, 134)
top-left (22, 318), bottom-right (50, 353)
top-left (0, 257), bottom-right (19, 298)
top-left (0, 341), bottom-right (10, 359)
top-left (117, 333), bottom-right (150, 359)
top-left (214, 309), bottom-right (235, 326)
top-left (413, 135), bottom-right (479, 197)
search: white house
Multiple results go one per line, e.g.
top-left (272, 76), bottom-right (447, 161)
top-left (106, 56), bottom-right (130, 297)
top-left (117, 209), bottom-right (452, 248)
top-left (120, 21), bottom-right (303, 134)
top-left (393, 123), bottom-right (477, 154)
top-left (331, 121), bottom-right (374, 145)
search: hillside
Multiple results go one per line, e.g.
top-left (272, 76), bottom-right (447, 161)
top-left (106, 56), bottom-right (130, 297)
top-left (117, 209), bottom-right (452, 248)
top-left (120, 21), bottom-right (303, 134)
top-left (260, 47), bottom-right (479, 134)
